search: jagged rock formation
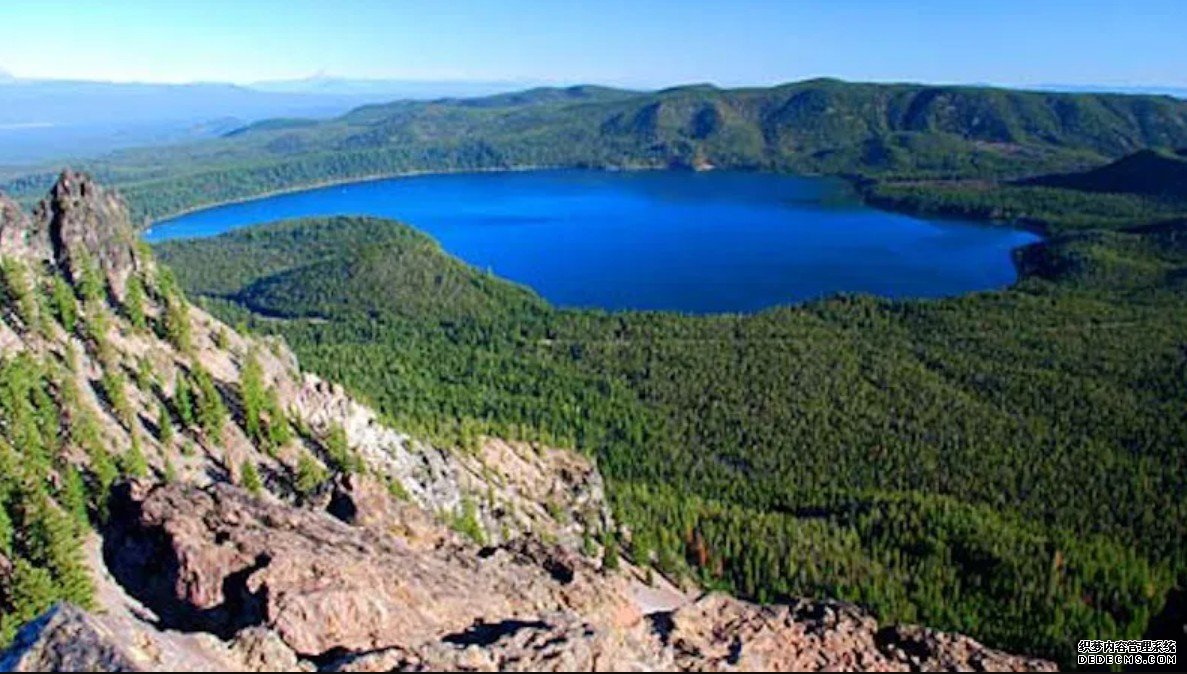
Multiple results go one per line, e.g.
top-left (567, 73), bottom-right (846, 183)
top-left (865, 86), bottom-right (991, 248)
top-left (102, 481), bottom-right (638, 660)
top-left (0, 172), bottom-right (1056, 671)
top-left (9, 479), bottom-right (1056, 672)
top-left (2, 169), bottom-right (144, 298)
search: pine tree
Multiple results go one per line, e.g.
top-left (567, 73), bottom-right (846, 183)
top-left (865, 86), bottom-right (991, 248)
top-left (133, 357), bottom-right (154, 392)
top-left (120, 432), bottom-right (148, 478)
top-left (174, 372), bottom-right (195, 428)
top-left (156, 400), bottom-right (175, 444)
top-left (581, 530), bottom-right (597, 557)
top-left (56, 464), bottom-right (89, 528)
top-left (15, 484), bottom-right (93, 607)
top-left (450, 496), bottom-right (486, 545)
top-left (82, 298), bottom-right (111, 360)
top-left (163, 458), bottom-right (177, 483)
top-left (323, 423), bottom-right (359, 474)
top-left (49, 275), bottom-right (78, 333)
top-left (240, 351), bottom-right (265, 443)
top-left (264, 388), bottom-right (292, 448)
top-left (295, 453), bottom-right (327, 498)
top-left (101, 370), bottom-right (133, 429)
top-left (123, 275), bottom-right (147, 331)
top-left (162, 296), bottom-right (191, 353)
top-left (1, 257), bottom-right (39, 330)
top-left (0, 499), bottom-right (13, 556)
top-left (86, 442), bottom-right (119, 518)
top-left (75, 252), bottom-right (105, 304)
top-left (4, 560), bottom-right (57, 639)
top-left (192, 366), bottom-right (226, 439)
top-left (601, 532), bottom-right (621, 571)
top-left (240, 460), bottom-right (263, 495)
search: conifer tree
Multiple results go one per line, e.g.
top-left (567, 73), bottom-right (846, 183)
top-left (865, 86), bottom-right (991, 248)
top-left (241, 351), bottom-right (265, 442)
top-left (192, 366), bottom-right (226, 439)
top-left (156, 400), bottom-right (175, 444)
top-left (240, 460), bottom-right (263, 495)
top-left (174, 372), bottom-right (195, 428)
top-left (49, 275), bottom-right (78, 333)
top-left (123, 275), bottom-right (147, 331)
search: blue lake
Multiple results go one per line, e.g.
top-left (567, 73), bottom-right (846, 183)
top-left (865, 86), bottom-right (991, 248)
top-left (147, 170), bottom-right (1040, 314)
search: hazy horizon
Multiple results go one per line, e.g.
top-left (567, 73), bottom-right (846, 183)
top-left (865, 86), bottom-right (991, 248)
top-left (2, 70), bottom-right (1185, 100)
top-left (0, 0), bottom-right (1182, 89)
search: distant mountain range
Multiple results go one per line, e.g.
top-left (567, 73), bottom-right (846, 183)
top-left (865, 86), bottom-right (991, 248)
top-left (21, 77), bottom-right (1176, 222)
top-left (2, 71), bottom-right (1184, 166)
top-left (248, 74), bottom-right (537, 98)
top-left (1033, 83), bottom-right (1187, 99)
top-left (0, 74), bottom-right (529, 164)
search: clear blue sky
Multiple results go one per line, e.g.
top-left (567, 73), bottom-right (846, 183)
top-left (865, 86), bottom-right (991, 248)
top-left (0, 0), bottom-right (1181, 88)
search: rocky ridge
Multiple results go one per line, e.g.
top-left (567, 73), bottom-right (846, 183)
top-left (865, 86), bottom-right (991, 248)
top-left (0, 172), bottom-right (1055, 671)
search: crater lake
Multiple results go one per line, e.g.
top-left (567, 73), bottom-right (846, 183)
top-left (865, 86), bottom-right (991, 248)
top-left (146, 170), bottom-right (1040, 313)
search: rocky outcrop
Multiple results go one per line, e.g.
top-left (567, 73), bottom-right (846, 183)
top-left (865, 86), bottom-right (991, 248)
top-left (0, 193), bottom-right (50, 262)
top-left (656, 594), bottom-right (1056, 672)
top-left (83, 480), bottom-right (1054, 672)
top-left (101, 481), bottom-right (636, 660)
top-left (0, 604), bottom-right (142, 672)
top-left (291, 375), bottom-right (612, 548)
top-left (35, 169), bottom-right (143, 298)
top-left (1, 170), bottom-right (142, 298)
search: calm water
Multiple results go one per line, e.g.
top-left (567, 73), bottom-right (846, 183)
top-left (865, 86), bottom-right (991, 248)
top-left (147, 170), bottom-right (1039, 313)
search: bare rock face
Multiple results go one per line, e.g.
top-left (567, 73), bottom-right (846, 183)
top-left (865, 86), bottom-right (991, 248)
top-left (0, 604), bottom-right (143, 672)
top-left (229, 626), bottom-right (310, 672)
top-left (656, 593), bottom-right (1057, 672)
top-left (33, 169), bottom-right (143, 298)
top-left (291, 374), bottom-right (613, 549)
top-left (875, 624), bottom-right (1058, 672)
top-left (327, 472), bottom-right (399, 528)
top-left (380, 612), bottom-right (668, 672)
top-left (100, 480), bottom-right (637, 661)
top-left (105, 481), bottom-right (510, 657)
top-left (85, 480), bottom-right (1055, 672)
top-left (1, 170), bottom-right (142, 297)
top-left (0, 194), bottom-right (50, 262)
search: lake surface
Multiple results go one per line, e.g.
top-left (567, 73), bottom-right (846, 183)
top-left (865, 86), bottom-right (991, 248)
top-left (147, 170), bottom-right (1040, 313)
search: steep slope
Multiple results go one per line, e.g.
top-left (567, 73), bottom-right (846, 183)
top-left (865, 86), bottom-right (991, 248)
top-left (0, 171), bottom-right (616, 648)
top-left (0, 174), bottom-right (1057, 670)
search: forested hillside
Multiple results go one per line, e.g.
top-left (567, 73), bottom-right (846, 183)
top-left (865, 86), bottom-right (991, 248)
top-left (156, 214), bottom-right (1187, 666)
top-left (1022, 147), bottom-right (1187, 199)
top-left (8, 79), bottom-right (1187, 221)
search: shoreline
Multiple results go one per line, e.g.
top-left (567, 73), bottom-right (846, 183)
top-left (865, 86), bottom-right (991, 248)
top-left (145, 164), bottom-right (1050, 242)
top-left (148, 163), bottom-right (678, 224)
top-left (147, 166), bottom-right (1042, 317)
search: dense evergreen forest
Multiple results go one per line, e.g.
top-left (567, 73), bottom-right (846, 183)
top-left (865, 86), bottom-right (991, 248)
top-left (156, 212), bottom-right (1187, 666)
top-left (862, 148), bottom-right (1187, 232)
top-left (7, 78), bottom-right (1187, 221)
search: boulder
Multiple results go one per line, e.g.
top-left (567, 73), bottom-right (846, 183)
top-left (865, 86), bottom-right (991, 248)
top-left (103, 481), bottom-right (529, 657)
top-left (0, 603), bottom-right (143, 672)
